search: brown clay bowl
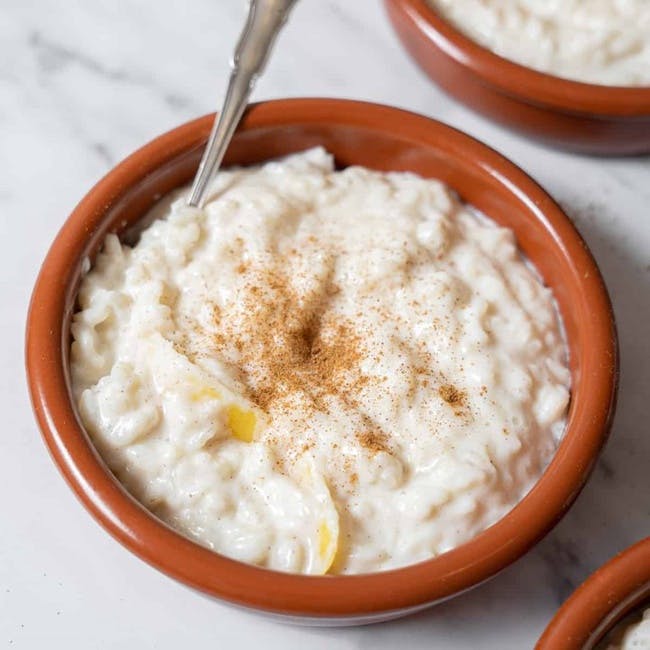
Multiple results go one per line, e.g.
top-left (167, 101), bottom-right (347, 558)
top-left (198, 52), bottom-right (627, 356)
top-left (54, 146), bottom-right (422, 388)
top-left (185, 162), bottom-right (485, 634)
top-left (385, 0), bottom-right (650, 155)
top-left (538, 538), bottom-right (650, 649)
top-left (26, 98), bottom-right (617, 624)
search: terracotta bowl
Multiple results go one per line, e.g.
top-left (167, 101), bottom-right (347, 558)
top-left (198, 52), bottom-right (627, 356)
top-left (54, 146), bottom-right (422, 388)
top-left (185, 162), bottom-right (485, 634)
top-left (26, 98), bottom-right (617, 625)
top-left (384, 0), bottom-right (650, 155)
top-left (538, 538), bottom-right (650, 649)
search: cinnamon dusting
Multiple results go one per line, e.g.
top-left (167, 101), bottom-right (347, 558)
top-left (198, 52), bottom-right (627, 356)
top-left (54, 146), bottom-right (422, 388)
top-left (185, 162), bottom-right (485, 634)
top-left (211, 261), bottom-right (370, 418)
top-left (439, 383), bottom-right (467, 416)
top-left (356, 431), bottom-right (390, 455)
top-left (439, 384), bottom-right (465, 406)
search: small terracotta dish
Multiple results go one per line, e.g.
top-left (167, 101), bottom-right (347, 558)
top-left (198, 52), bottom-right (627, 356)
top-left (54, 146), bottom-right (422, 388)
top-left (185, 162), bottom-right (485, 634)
top-left (26, 99), bottom-right (617, 624)
top-left (384, 0), bottom-right (650, 155)
top-left (538, 538), bottom-right (650, 649)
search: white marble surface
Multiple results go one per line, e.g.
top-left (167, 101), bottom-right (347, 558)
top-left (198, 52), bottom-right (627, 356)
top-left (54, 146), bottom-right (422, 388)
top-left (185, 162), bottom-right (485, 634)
top-left (1, 1), bottom-right (649, 648)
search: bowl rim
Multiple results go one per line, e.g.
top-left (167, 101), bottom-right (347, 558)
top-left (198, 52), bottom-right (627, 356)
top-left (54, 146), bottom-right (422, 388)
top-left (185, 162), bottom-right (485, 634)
top-left (25, 98), bottom-right (618, 618)
top-left (537, 537), bottom-right (650, 649)
top-left (387, 0), bottom-right (650, 116)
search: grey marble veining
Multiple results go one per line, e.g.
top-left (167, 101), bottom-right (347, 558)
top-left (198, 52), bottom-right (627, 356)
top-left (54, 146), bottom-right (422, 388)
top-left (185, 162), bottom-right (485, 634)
top-left (1, 1), bottom-right (648, 648)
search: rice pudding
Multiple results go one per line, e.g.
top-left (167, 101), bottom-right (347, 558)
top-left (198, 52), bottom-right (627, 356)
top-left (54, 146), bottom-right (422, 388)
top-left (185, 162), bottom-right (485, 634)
top-left (70, 148), bottom-right (570, 575)
top-left (429, 0), bottom-right (650, 86)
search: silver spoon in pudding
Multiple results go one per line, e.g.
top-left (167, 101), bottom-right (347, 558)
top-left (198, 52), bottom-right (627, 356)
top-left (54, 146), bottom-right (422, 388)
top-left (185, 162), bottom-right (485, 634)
top-left (187, 0), bottom-right (298, 209)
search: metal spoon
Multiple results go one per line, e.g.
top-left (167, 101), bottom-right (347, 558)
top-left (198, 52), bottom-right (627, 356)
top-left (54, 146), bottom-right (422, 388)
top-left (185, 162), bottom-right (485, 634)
top-left (187, 0), bottom-right (299, 208)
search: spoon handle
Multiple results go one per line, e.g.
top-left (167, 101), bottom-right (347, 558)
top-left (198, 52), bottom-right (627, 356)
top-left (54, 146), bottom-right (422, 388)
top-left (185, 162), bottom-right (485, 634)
top-left (188, 0), bottom-right (298, 208)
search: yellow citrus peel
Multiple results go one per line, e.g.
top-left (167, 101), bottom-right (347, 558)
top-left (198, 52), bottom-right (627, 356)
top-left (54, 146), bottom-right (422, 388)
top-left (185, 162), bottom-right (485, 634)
top-left (297, 457), bottom-right (339, 574)
top-left (226, 405), bottom-right (257, 443)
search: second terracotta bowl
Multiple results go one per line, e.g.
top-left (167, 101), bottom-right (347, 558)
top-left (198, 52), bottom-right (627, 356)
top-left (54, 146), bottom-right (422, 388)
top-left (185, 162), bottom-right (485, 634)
top-left (26, 99), bottom-right (617, 624)
top-left (385, 0), bottom-right (650, 154)
top-left (538, 538), bottom-right (650, 649)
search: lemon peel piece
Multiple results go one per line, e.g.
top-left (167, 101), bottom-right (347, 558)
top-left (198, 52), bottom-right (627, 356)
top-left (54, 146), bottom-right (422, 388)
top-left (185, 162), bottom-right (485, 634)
top-left (297, 457), bottom-right (340, 574)
top-left (317, 520), bottom-right (336, 571)
top-left (182, 372), bottom-right (262, 443)
top-left (318, 522), bottom-right (332, 557)
top-left (226, 405), bottom-right (257, 443)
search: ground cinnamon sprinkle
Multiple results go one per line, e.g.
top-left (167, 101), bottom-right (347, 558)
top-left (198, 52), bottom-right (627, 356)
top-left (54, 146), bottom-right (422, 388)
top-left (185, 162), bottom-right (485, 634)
top-left (210, 258), bottom-right (370, 419)
top-left (356, 431), bottom-right (390, 455)
top-left (180, 241), bottom-right (478, 485)
top-left (438, 383), bottom-right (467, 416)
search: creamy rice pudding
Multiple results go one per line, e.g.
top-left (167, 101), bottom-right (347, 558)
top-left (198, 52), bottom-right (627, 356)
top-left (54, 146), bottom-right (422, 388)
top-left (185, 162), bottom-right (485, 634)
top-left (71, 148), bottom-right (570, 575)
top-left (429, 0), bottom-right (650, 86)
